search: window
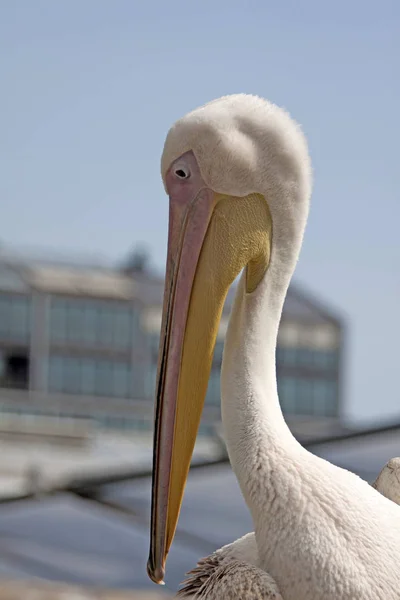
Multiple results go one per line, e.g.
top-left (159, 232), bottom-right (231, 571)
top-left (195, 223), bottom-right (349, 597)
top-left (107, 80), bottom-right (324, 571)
top-left (297, 349), bottom-right (313, 368)
top-left (199, 422), bottom-right (215, 436)
top-left (147, 333), bottom-right (160, 356)
top-left (296, 378), bottom-right (314, 415)
top-left (82, 305), bottom-right (97, 346)
top-left (48, 356), bottom-right (64, 392)
top-left (49, 297), bottom-right (135, 350)
top-left (10, 297), bottom-right (30, 340)
top-left (113, 362), bottom-right (130, 398)
top-left (81, 359), bottom-right (96, 395)
top-left (278, 376), bottom-right (297, 414)
top-left (206, 368), bottom-right (220, 406)
top-left (48, 355), bottom-right (134, 398)
top-left (133, 363), bottom-right (147, 399)
top-left (63, 358), bottom-right (81, 394)
top-left (98, 306), bottom-right (114, 347)
top-left (0, 353), bottom-right (29, 390)
top-left (213, 341), bottom-right (224, 364)
top-left (278, 375), bottom-right (338, 418)
top-left (0, 298), bottom-right (8, 337)
top-left (0, 351), bottom-right (4, 378)
top-left (131, 308), bottom-right (140, 341)
top-left (50, 299), bottom-right (67, 343)
top-left (96, 360), bottom-right (113, 396)
top-left (0, 294), bottom-right (31, 341)
top-left (313, 380), bottom-right (338, 417)
top-left (67, 302), bottom-right (84, 344)
top-left (114, 308), bottom-right (132, 350)
top-left (314, 350), bottom-right (338, 371)
top-left (277, 347), bottom-right (298, 368)
top-left (277, 345), bottom-right (339, 374)
top-left (146, 362), bottom-right (158, 398)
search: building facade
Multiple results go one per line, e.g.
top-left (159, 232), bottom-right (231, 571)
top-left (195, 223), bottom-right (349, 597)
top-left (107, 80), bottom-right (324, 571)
top-left (0, 256), bottom-right (344, 436)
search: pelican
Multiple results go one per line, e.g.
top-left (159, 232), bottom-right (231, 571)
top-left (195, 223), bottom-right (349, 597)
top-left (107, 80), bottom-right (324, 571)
top-left (147, 94), bottom-right (400, 599)
top-left (176, 460), bottom-right (400, 599)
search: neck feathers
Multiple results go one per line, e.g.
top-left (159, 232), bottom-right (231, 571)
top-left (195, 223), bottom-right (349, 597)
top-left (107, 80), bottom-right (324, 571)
top-left (221, 256), bottom-right (300, 517)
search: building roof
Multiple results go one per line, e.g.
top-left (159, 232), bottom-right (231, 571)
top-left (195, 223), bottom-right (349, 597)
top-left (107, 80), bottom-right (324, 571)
top-left (24, 265), bottom-right (135, 300)
top-left (0, 580), bottom-right (169, 599)
top-left (0, 256), bottom-right (342, 327)
top-left (0, 425), bottom-right (399, 594)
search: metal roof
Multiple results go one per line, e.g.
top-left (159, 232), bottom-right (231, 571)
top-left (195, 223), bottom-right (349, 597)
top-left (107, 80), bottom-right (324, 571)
top-left (24, 265), bottom-right (135, 301)
top-left (0, 426), bottom-right (399, 594)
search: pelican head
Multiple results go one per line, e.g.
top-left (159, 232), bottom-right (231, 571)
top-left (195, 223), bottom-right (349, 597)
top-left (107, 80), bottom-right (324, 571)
top-left (147, 94), bottom-right (312, 584)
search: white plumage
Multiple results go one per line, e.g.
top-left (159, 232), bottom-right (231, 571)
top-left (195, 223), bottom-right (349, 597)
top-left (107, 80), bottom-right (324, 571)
top-left (178, 461), bottom-right (400, 598)
top-left (156, 94), bottom-right (400, 599)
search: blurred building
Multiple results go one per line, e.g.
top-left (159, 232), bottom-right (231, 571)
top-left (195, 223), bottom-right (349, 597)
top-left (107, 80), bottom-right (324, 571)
top-left (0, 253), bottom-right (344, 437)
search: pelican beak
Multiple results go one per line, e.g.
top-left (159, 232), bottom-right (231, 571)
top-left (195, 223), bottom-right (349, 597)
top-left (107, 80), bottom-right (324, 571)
top-left (147, 153), bottom-right (220, 585)
top-left (147, 151), bottom-right (272, 584)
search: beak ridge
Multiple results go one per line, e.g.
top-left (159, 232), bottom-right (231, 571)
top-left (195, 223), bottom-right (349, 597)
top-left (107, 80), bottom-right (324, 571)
top-left (148, 183), bottom-right (216, 584)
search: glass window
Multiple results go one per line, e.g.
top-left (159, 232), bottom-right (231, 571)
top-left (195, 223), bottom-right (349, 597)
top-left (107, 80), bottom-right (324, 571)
top-left (278, 347), bottom-right (298, 368)
top-left (276, 347), bottom-right (284, 365)
top-left (114, 307), bottom-right (132, 350)
top-left (48, 356), bottom-right (133, 398)
top-left (63, 358), bottom-right (81, 394)
top-left (314, 350), bottom-right (338, 371)
top-left (50, 299), bottom-right (67, 343)
top-left (313, 379), bottom-right (338, 417)
top-left (213, 341), bottom-right (224, 364)
top-left (132, 364), bottom-right (145, 398)
top-left (297, 349), bottom-right (313, 368)
top-left (82, 304), bottom-right (98, 346)
top-left (296, 378), bottom-right (314, 414)
top-left (0, 295), bottom-right (30, 341)
top-left (131, 307), bottom-right (140, 338)
top-left (113, 362), bottom-right (130, 397)
top-left (148, 333), bottom-right (160, 355)
top-left (0, 297), bottom-right (8, 337)
top-left (0, 350), bottom-right (4, 378)
top-left (278, 376), bottom-right (297, 414)
top-left (81, 359), bottom-right (96, 395)
top-left (10, 297), bottom-right (29, 340)
top-left (49, 297), bottom-right (134, 350)
top-left (66, 302), bottom-right (84, 344)
top-left (146, 363), bottom-right (158, 398)
top-left (325, 381), bottom-right (338, 416)
top-left (95, 360), bottom-right (113, 396)
top-left (280, 377), bottom-right (337, 417)
top-left (199, 422), bottom-right (214, 437)
top-left (98, 306), bottom-right (115, 347)
top-left (48, 356), bottom-right (65, 392)
top-left (206, 368), bottom-right (220, 406)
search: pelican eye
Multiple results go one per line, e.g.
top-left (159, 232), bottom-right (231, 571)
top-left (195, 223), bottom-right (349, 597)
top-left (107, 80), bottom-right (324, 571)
top-left (174, 166), bottom-right (190, 180)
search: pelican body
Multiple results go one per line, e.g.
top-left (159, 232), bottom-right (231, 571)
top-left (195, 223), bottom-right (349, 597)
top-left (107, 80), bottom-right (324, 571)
top-left (147, 95), bottom-right (400, 599)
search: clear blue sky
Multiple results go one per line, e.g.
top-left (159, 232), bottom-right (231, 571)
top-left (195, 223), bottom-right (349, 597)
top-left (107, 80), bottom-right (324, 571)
top-left (1, 1), bottom-right (399, 424)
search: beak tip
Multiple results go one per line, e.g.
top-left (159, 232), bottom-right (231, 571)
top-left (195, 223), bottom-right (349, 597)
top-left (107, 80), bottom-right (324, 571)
top-left (147, 558), bottom-right (165, 585)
